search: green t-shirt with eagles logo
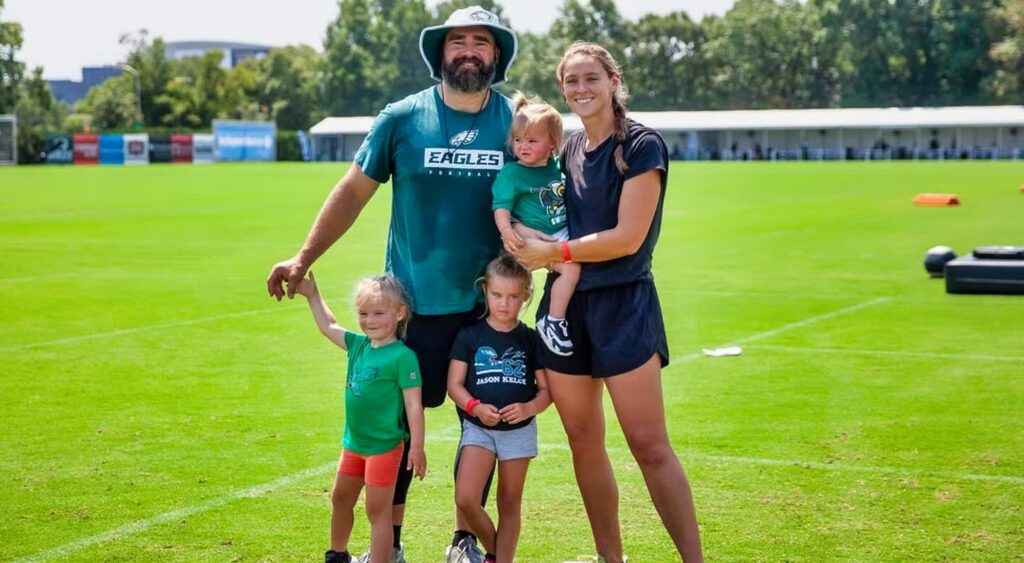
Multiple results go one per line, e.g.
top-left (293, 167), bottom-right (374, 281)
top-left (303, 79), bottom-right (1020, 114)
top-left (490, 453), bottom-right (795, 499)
top-left (355, 86), bottom-right (513, 315)
top-left (343, 332), bottom-right (421, 455)
top-left (491, 158), bottom-right (566, 236)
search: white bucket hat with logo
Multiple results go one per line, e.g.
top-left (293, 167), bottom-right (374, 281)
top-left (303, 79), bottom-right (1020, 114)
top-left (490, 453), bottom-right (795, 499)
top-left (419, 6), bottom-right (518, 86)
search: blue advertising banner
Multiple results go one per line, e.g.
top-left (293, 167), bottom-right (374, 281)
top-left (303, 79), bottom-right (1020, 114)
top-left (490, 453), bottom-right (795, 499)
top-left (213, 120), bottom-right (276, 162)
top-left (99, 134), bottom-right (124, 165)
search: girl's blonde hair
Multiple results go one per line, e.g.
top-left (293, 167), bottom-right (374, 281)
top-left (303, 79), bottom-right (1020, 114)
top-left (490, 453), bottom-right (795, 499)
top-left (477, 254), bottom-right (533, 318)
top-left (353, 274), bottom-right (411, 339)
top-left (509, 91), bottom-right (563, 158)
top-left (556, 42), bottom-right (631, 175)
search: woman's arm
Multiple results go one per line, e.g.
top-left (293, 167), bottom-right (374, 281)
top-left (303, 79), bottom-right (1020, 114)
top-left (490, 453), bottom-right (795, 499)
top-left (514, 169), bottom-right (662, 270)
top-left (402, 387), bottom-right (426, 479)
top-left (294, 272), bottom-right (349, 350)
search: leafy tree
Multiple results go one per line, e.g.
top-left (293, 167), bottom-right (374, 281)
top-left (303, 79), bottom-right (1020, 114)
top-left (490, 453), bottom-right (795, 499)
top-left (255, 45), bottom-right (323, 129)
top-left (0, 0), bottom-right (25, 114)
top-left (322, 0), bottom-right (431, 116)
top-left (504, 31), bottom-right (566, 109)
top-left (549, 0), bottom-right (630, 60)
top-left (988, 0), bottom-right (1024, 102)
top-left (120, 30), bottom-right (175, 126)
top-left (627, 11), bottom-right (712, 111)
top-left (156, 50), bottom-right (252, 128)
top-left (15, 67), bottom-right (64, 162)
top-left (705, 0), bottom-right (839, 109)
top-left (76, 74), bottom-right (137, 130)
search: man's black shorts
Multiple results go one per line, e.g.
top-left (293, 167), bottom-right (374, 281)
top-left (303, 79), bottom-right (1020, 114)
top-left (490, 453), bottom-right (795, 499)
top-left (536, 275), bottom-right (669, 378)
top-left (405, 308), bottom-right (481, 408)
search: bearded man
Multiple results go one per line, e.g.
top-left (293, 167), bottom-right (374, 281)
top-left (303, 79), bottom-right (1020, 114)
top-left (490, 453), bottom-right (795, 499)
top-left (267, 7), bottom-right (518, 563)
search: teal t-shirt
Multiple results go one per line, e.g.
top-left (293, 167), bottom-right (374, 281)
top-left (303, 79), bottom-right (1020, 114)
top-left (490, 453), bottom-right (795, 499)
top-left (355, 87), bottom-right (513, 314)
top-left (343, 332), bottom-right (422, 455)
top-left (491, 158), bottom-right (566, 236)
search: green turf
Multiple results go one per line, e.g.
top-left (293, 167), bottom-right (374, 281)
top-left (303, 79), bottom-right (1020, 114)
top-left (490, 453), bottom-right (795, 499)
top-left (1, 161), bottom-right (1022, 561)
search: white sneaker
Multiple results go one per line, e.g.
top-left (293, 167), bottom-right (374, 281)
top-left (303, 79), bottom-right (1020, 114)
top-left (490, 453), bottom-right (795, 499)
top-left (444, 536), bottom-right (484, 563)
top-left (538, 315), bottom-right (574, 356)
top-left (355, 543), bottom-right (406, 563)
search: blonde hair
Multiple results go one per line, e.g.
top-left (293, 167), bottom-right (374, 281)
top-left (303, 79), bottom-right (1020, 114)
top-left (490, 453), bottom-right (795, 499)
top-left (478, 254), bottom-right (533, 318)
top-left (509, 91), bottom-right (563, 158)
top-left (353, 274), bottom-right (411, 339)
top-left (556, 42), bottom-right (631, 175)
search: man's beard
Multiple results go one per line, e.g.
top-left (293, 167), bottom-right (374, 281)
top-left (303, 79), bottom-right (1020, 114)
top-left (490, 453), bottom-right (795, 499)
top-left (441, 56), bottom-right (496, 93)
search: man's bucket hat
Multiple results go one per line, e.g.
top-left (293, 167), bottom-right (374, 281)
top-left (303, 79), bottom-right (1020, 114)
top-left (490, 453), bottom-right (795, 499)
top-left (419, 6), bottom-right (518, 86)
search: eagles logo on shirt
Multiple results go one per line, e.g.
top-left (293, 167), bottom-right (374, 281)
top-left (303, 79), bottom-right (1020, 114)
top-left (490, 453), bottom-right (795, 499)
top-left (449, 129), bottom-right (479, 147)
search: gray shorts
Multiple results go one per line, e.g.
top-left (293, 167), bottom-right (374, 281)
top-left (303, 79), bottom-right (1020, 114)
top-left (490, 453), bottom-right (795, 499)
top-left (459, 419), bottom-right (538, 461)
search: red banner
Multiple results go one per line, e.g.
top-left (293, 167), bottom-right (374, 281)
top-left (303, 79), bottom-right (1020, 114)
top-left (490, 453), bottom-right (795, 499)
top-left (171, 134), bottom-right (193, 163)
top-left (73, 134), bottom-right (99, 165)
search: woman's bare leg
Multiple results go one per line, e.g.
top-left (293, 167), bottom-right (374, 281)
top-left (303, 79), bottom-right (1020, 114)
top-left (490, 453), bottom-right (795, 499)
top-left (548, 370), bottom-right (623, 561)
top-left (605, 356), bottom-right (703, 562)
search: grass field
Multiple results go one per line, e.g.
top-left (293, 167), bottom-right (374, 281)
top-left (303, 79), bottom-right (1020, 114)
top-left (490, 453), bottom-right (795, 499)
top-left (1, 161), bottom-right (1023, 562)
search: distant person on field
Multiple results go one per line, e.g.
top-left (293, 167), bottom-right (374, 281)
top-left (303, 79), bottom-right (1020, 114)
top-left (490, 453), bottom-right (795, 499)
top-left (267, 6), bottom-right (519, 562)
top-left (293, 273), bottom-right (425, 563)
top-left (492, 93), bottom-right (579, 357)
top-left (447, 255), bottom-right (551, 563)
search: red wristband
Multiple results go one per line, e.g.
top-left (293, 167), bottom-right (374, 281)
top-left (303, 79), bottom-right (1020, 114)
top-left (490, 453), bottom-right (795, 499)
top-left (465, 398), bottom-right (481, 413)
top-left (561, 241), bottom-right (573, 263)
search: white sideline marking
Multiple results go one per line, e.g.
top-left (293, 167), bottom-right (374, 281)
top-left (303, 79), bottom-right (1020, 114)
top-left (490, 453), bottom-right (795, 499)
top-left (746, 344), bottom-right (1024, 363)
top-left (672, 297), bottom-right (891, 364)
top-left (0, 308), bottom-right (295, 354)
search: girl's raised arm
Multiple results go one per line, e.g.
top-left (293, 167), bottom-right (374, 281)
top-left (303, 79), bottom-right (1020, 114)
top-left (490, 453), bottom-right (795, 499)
top-left (294, 272), bottom-right (349, 350)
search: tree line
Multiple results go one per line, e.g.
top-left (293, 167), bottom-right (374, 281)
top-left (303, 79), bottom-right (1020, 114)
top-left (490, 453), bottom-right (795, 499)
top-left (1, 0), bottom-right (1023, 162)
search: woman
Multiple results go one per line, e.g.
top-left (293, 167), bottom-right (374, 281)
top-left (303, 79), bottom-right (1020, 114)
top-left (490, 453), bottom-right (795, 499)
top-left (511, 42), bottom-right (703, 562)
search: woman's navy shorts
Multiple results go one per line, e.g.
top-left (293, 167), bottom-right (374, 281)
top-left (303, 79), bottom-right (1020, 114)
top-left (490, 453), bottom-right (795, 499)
top-left (536, 274), bottom-right (669, 378)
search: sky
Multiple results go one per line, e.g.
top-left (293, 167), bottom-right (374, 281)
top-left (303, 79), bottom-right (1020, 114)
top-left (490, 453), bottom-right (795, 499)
top-left (4, 0), bottom-right (732, 81)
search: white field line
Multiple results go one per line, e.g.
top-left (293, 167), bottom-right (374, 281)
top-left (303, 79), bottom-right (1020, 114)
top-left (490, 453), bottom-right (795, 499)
top-left (672, 297), bottom-right (892, 364)
top-left (17, 429), bottom-right (1024, 562)
top-left (0, 308), bottom-right (295, 354)
top-left (746, 344), bottom-right (1024, 363)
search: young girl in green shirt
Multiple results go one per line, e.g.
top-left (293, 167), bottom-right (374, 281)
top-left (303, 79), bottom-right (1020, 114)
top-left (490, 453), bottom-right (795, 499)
top-left (294, 273), bottom-right (426, 563)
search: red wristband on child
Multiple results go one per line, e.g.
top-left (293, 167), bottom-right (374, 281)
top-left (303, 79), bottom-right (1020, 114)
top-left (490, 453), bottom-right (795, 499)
top-left (561, 241), bottom-right (573, 263)
top-left (465, 398), bottom-right (481, 413)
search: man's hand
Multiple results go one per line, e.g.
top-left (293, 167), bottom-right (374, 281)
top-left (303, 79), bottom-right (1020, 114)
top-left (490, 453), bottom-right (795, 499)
top-left (499, 402), bottom-right (534, 425)
top-left (473, 403), bottom-right (502, 427)
top-left (267, 257), bottom-right (309, 301)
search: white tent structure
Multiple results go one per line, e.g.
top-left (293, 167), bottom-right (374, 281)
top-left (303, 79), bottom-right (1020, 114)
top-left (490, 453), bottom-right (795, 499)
top-left (310, 105), bottom-right (1024, 162)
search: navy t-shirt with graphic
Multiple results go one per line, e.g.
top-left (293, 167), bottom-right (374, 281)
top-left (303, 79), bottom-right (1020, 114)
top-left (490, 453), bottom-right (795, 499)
top-left (450, 320), bottom-right (541, 430)
top-left (560, 118), bottom-right (669, 291)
